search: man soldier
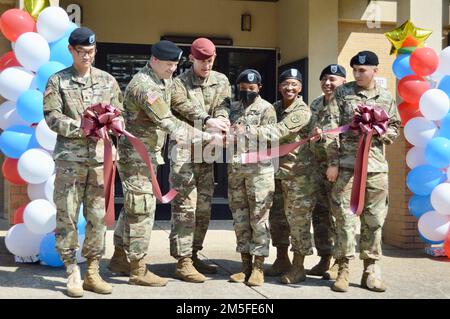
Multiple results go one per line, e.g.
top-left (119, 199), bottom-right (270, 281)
top-left (108, 40), bottom-right (224, 287)
top-left (169, 38), bottom-right (231, 283)
top-left (307, 64), bottom-right (346, 279)
top-left (325, 51), bottom-right (401, 292)
top-left (44, 27), bottom-right (123, 297)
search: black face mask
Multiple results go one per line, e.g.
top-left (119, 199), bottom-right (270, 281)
top-left (239, 90), bottom-right (259, 105)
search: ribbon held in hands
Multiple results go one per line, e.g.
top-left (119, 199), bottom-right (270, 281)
top-left (241, 104), bottom-right (389, 216)
top-left (349, 105), bottom-right (389, 216)
top-left (81, 101), bottom-right (177, 227)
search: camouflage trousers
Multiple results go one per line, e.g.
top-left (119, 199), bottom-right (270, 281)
top-left (54, 160), bottom-right (106, 264)
top-left (113, 160), bottom-right (156, 261)
top-left (311, 163), bottom-right (335, 256)
top-left (228, 165), bottom-right (274, 257)
top-left (281, 174), bottom-right (316, 256)
top-left (268, 179), bottom-right (290, 248)
top-left (169, 160), bottom-right (214, 258)
top-left (330, 168), bottom-right (389, 260)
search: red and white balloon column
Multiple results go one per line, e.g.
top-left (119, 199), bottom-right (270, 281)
top-left (387, 22), bottom-right (450, 258)
top-left (0, 6), bottom-right (85, 266)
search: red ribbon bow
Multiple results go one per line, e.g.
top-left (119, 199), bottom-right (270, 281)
top-left (81, 103), bottom-right (177, 227)
top-left (349, 105), bottom-right (389, 216)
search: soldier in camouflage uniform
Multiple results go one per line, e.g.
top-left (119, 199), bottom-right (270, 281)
top-left (227, 69), bottom-right (276, 287)
top-left (326, 51), bottom-right (401, 292)
top-left (44, 27), bottom-right (122, 297)
top-left (308, 64), bottom-right (347, 279)
top-left (107, 41), bottom-right (225, 287)
top-left (235, 69), bottom-right (314, 284)
top-left (169, 38), bottom-right (231, 283)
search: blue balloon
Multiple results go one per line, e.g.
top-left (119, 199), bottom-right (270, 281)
top-left (438, 112), bottom-right (450, 139)
top-left (39, 233), bottom-right (64, 267)
top-left (36, 61), bottom-right (66, 93)
top-left (16, 90), bottom-right (44, 123)
top-left (408, 195), bottom-right (433, 219)
top-left (50, 37), bottom-right (73, 68)
top-left (419, 233), bottom-right (444, 245)
top-left (425, 137), bottom-right (450, 168)
top-left (77, 203), bottom-right (86, 235)
top-left (0, 125), bottom-right (35, 158)
top-left (406, 165), bottom-right (446, 195)
top-left (63, 22), bottom-right (78, 38)
top-left (438, 75), bottom-right (450, 99)
top-left (392, 54), bottom-right (414, 79)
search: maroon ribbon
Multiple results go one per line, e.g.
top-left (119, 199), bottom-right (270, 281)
top-left (81, 102), bottom-right (177, 227)
top-left (241, 104), bottom-right (389, 216)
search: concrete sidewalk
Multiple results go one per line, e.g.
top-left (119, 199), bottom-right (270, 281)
top-left (0, 218), bottom-right (449, 299)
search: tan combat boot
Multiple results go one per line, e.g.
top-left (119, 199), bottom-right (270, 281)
top-left (192, 250), bottom-right (218, 274)
top-left (66, 264), bottom-right (84, 298)
top-left (361, 259), bottom-right (387, 292)
top-left (229, 253), bottom-right (252, 283)
top-left (247, 256), bottom-right (265, 286)
top-left (108, 246), bottom-right (130, 275)
top-left (129, 258), bottom-right (168, 287)
top-left (265, 247), bottom-right (291, 276)
top-left (280, 253), bottom-right (306, 284)
top-left (174, 257), bottom-right (206, 283)
top-left (83, 258), bottom-right (113, 294)
top-left (308, 255), bottom-right (332, 277)
top-left (331, 258), bottom-right (350, 292)
top-left (323, 259), bottom-right (339, 280)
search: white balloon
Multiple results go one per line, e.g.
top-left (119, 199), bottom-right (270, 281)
top-left (76, 234), bottom-right (86, 263)
top-left (18, 148), bottom-right (55, 184)
top-left (5, 224), bottom-right (44, 257)
top-left (0, 100), bottom-right (30, 130)
top-left (406, 146), bottom-right (427, 169)
top-left (37, 7), bottom-right (70, 43)
top-left (14, 32), bottom-right (50, 72)
top-left (23, 199), bottom-right (56, 235)
top-left (35, 119), bottom-right (57, 151)
top-left (418, 211), bottom-right (450, 242)
top-left (404, 117), bottom-right (438, 147)
top-left (419, 89), bottom-right (450, 121)
top-left (0, 67), bottom-right (34, 101)
top-left (431, 183), bottom-right (450, 216)
top-left (27, 174), bottom-right (55, 203)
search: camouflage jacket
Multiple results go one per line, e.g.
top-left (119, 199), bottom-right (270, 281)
top-left (245, 96), bottom-right (312, 180)
top-left (44, 66), bottom-right (123, 163)
top-left (119, 63), bottom-right (213, 165)
top-left (309, 95), bottom-right (340, 167)
top-left (330, 81), bottom-right (401, 172)
top-left (228, 96), bottom-right (277, 173)
top-left (171, 68), bottom-right (231, 125)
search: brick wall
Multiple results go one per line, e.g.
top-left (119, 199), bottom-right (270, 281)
top-left (338, 21), bottom-right (424, 249)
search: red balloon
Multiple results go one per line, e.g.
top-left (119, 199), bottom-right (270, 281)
top-left (398, 75), bottom-right (430, 104)
top-left (398, 102), bottom-right (422, 126)
top-left (2, 157), bottom-right (27, 185)
top-left (410, 48), bottom-right (439, 76)
top-left (0, 51), bottom-right (21, 72)
top-left (12, 203), bottom-right (27, 225)
top-left (0, 9), bottom-right (35, 42)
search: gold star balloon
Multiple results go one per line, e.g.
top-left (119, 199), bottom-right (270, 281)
top-left (384, 20), bottom-right (433, 55)
top-left (24, 0), bottom-right (50, 20)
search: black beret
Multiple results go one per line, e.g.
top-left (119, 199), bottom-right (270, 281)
top-left (320, 64), bottom-right (347, 80)
top-left (350, 51), bottom-right (379, 67)
top-left (236, 69), bottom-right (262, 84)
top-left (151, 40), bottom-right (182, 62)
top-left (279, 68), bottom-right (302, 83)
top-left (69, 27), bottom-right (96, 46)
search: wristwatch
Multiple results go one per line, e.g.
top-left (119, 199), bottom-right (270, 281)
top-left (203, 115), bottom-right (211, 126)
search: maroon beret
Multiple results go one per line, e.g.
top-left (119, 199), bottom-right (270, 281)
top-left (191, 38), bottom-right (216, 60)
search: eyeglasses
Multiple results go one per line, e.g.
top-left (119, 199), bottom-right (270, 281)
top-left (74, 47), bottom-right (97, 57)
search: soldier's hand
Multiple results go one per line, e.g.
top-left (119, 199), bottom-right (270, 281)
top-left (326, 165), bottom-right (339, 182)
top-left (208, 133), bottom-right (226, 147)
top-left (232, 124), bottom-right (245, 135)
top-left (206, 117), bottom-right (230, 133)
top-left (310, 127), bottom-right (322, 143)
